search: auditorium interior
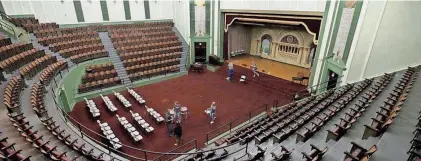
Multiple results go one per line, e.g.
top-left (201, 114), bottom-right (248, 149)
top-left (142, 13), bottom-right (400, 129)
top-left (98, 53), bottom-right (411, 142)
top-left (0, 0), bottom-right (421, 161)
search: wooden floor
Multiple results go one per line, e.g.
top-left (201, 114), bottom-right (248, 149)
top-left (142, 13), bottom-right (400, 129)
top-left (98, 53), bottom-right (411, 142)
top-left (228, 55), bottom-right (311, 82)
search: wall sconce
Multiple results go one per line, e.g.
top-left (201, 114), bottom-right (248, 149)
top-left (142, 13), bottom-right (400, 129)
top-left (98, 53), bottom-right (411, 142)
top-left (60, 0), bottom-right (64, 3)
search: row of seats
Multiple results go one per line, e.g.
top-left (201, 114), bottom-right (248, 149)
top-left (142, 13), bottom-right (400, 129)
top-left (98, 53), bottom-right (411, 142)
top-left (185, 148), bottom-right (229, 161)
top-left (0, 35), bottom-right (12, 46)
top-left (0, 42), bottom-right (33, 61)
top-left (97, 120), bottom-right (123, 149)
top-left (112, 36), bottom-right (178, 49)
top-left (123, 53), bottom-right (181, 67)
top-left (78, 77), bottom-right (121, 93)
top-left (31, 83), bottom-right (108, 161)
top-left (295, 79), bottom-right (372, 143)
top-left (97, 21), bottom-right (173, 31)
top-left (34, 27), bottom-right (94, 38)
top-left (39, 60), bottom-right (68, 85)
top-left (7, 17), bottom-right (38, 28)
top-left (116, 115), bottom-right (143, 142)
top-left (109, 31), bottom-right (175, 42)
top-left (59, 43), bottom-right (104, 58)
top-left (115, 41), bottom-right (181, 54)
top-left (82, 69), bottom-right (117, 84)
top-left (70, 49), bottom-right (108, 64)
top-left (270, 86), bottom-right (352, 145)
top-left (119, 46), bottom-right (183, 60)
top-left (101, 94), bottom-right (117, 112)
top-left (19, 55), bottom-right (57, 79)
top-left (109, 26), bottom-right (173, 35)
top-left (1, 48), bottom-right (45, 73)
top-left (128, 65), bottom-right (180, 81)
top-left (145, 106), bottom-right (164, 124)
top-left (409, 123), bottom-right (421, 160)
top-left (23, 22), bottom-right (58, 33)
top-left (130, 110), bottom-right (154, 134)
top-left (86, 62), bottom-right (114, 73)
top-left (301, 144), bottom-right (328, 161)
top-left (326, 74), bottom-right (395, 142)
top-left (38, 31), bottom-right (98, 46)
top-left (49, 37), bottom-right (101, 52)
top-left (363, 67), bottom-right (419, 139)
top-left (85, 98), bottom-right (100, 118)
top-left (0, 136), bottom-right (30, 161)
top-left (114, 91), bottom-right (131, 108)
top-left (125, 58), bottom-right (180, 74)
top-left (4, 76), bottom-right (25, 112)
top-left (127, 88), bottom-right (146, 104)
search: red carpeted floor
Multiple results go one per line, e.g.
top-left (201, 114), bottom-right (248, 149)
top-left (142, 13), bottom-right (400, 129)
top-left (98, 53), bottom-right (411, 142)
top-left (68, 63), bottom-right (305, 159)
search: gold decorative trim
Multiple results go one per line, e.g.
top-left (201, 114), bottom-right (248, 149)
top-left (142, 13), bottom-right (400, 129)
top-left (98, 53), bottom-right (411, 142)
top-left (225, 13), bottom-right (323, 21)
top-left (225, 17), bottom-right (318, 45)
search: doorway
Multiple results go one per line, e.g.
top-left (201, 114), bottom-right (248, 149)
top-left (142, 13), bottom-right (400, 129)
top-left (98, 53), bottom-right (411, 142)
top-left (194, 42), bottom-right (206, 63)
top-left (327, 70), bottom-right (339, 90)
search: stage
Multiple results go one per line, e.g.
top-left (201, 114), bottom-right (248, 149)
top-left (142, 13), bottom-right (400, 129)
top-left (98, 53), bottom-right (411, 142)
top-left (68, 64), bottom-right (306, 159)
top-left (228, 55), bottom-right (311, 83)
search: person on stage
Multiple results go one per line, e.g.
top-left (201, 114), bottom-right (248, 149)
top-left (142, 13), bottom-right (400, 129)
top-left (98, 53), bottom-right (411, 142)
top-left (173, 101), bottom-right (182, 123)
top-left (226, 62), bottom-right (234, 82)
top-left (208, 102), bottom-right (216, 124)
top-left (173, 123), bottom-right (183, 146)
top-left (251, 61), bottom-right (260, 77)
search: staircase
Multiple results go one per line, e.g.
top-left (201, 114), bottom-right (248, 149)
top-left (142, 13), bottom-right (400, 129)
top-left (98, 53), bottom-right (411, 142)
top-left (98, 32), bottom-right (131, 84)
top-left (28, 33), bottom-right (71, 65)
top-left (172, 27), bottom-right (188, 73)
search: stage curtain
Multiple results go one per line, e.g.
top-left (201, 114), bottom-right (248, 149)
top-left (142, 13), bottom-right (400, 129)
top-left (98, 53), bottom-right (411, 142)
top-left (228, 24), bottom-right (252, 55)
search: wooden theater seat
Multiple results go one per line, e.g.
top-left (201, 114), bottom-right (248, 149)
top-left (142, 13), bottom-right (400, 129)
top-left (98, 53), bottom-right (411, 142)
top-left (344, 142), bottom-right (377, 161)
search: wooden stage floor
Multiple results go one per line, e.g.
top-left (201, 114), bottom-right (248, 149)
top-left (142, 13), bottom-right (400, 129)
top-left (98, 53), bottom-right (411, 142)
top-left (228, 55), bottom-right (311, 82)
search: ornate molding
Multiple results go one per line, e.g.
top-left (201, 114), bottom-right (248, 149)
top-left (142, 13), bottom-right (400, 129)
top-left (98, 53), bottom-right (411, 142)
top-left (225, 17), bottom-right (318, 45)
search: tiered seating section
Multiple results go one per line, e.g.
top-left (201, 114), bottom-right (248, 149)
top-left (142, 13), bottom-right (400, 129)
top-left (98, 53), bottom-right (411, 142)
top-left (0, 43), bottom-right (39, 73)
top-left (363, 67), bottom-right (419, 139)
top-left (326, 74), bottom-right (394, 142)
top-left (106, 22), bottom-right (181, 81)
top-left (78, 63), bottom-right (120, 93)
top-left (19, 54), bottom-right (57, 79)
top-left (4, 76), bottom-right (68, 160)
top-left (31, 83), bottom-right (107, 160)
top-left (29, 22), bottom-right (107, 64)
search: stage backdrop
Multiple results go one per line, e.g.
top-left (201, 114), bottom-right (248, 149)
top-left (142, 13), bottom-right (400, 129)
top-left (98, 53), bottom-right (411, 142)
top-left (228, 24), bottom-right (252, 56)
top-left (249, 26), bottom-right (315, 69)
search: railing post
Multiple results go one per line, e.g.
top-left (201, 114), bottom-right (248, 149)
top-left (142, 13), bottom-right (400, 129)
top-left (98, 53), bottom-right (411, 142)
top-left (265, 104), bottom-right (268, 112)
top-left (144, 151), bottom-right (148, 161)
top-left (245, 141), bottom-right (249, 154)
top-left (229, 122), bottom-right (232, 133)
top-left (206, 134), bottom-right (209, 145)
top-left (248, 112), bottom-right (252, 122)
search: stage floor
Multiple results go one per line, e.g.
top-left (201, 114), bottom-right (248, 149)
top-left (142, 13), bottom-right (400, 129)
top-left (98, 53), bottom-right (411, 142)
top-left (68, 64), bottom-right (305, 159)
top-left (228, 55), bottom-right (311, 82)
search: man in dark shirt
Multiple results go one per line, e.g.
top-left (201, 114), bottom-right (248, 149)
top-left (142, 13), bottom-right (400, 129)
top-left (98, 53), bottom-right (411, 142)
top-left (174, 123), bottom-right (182, 146)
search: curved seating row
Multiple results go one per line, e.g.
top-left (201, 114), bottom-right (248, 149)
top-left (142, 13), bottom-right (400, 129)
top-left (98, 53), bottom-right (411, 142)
top-left (59, 43), bottom-right (104, 58)
top-left (4, 76), bottom-right (25, 113)
top-left (86, 62), bottom-right (114, 73)
top-left (39, 60), bottom-right (68, 85)
top-left (115, 41), bottom-right (181, 54)
top-left (82, 69), bottom-right (117, 84)
top-left (38, 31), bottom-right (98, 46)
top-left (128, 65), bottom-right (180, 81)
top-left (0, 136), bottom-right (31, 161)
top-left (49, 37), bottom-right (101, 52)
top-left (78, 77), bottom-right (121, 93)
top-left (119, 46), bottom-right (182, 60)
top-left (19, 55), bottom-right (57, 79)
top-left (112, 35), bottom-right (178, 48)
top-left (1, 48), bottom-right (45, 73)
top-left (0, 42), bottom-right (33, 61)
top-left (70, 49), bottom-right (108, 64)
top-left (123, 52), bottom-right (181, 67)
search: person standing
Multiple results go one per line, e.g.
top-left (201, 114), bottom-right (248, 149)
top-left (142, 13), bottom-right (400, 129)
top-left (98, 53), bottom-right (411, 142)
top-left (251, 61), bottom-right (259, 77)
top-left (173, 123), bottom-right (183, 146)
top-left (173, 101), bottom-right (182, 123)
top-left (226, 62), bottom-right (234, 82)
top-left (209, 102), bottom-right (217, 124)
top-left (165, 111), bottom-right (173, 137)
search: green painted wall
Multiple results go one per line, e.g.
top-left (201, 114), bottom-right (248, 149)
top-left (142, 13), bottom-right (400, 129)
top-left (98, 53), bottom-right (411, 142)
top-left (100, 0), bottom-right (110, 21)
top-left (73, 0), bottom-right (85, 22)
top-left (123, 0), bottom-right (131, 20)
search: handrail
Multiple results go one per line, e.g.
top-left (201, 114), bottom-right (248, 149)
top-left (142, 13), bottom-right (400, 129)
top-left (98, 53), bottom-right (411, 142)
top-left (0, 20), bottom-right (16, 38)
